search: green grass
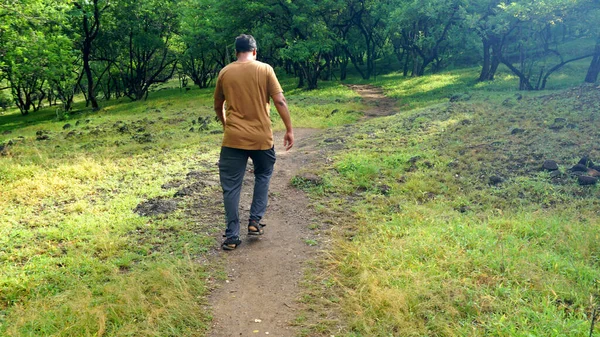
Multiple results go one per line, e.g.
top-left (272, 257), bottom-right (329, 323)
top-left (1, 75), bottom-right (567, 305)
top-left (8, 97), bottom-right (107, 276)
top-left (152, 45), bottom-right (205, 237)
top-left (0, 87), bottom-right (222, 335)
top-left (342, 59), bottom-right (593, 112)
top-left (1, 57), bottom-right (598, 336)
top-left (0, 79), bottom-right (365, 335)
top-left (279, 78), bottom-right (365, 128)
top-left (302, 77), bottom-right (600, 335)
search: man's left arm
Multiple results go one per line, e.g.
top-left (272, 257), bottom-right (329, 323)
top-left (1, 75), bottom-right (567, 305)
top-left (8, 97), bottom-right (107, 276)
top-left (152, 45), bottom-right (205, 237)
top-left (267, 67), bottom-right (293, 151)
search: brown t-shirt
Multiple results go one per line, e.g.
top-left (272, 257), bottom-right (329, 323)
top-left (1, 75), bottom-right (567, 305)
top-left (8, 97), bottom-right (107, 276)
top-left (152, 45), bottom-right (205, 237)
top-left (214, 60), bottom-right (283, 150)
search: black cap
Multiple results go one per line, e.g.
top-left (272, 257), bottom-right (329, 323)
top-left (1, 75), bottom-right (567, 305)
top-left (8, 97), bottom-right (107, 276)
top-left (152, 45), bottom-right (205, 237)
top-left (235, 34), bottom-right (257, 53)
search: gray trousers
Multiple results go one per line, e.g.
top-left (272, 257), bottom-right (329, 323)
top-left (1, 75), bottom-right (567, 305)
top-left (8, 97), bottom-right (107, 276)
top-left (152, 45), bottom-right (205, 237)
top-left (219, 146), bottom-right (276, 239)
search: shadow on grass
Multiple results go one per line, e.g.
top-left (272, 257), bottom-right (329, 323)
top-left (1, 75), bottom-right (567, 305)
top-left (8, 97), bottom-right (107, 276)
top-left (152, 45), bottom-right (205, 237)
top-left (0, 108), bottom-right (63, 134)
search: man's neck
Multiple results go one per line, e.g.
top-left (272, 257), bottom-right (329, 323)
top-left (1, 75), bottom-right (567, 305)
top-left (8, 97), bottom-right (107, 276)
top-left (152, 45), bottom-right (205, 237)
top-left (236, 52), bottom-right (255, 63)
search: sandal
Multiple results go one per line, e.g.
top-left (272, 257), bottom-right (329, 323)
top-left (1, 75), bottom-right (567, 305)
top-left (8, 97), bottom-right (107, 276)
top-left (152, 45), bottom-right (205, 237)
top-left (248, 220), bottom-right (266, 236)
top-left (222, 237), bottom-right (241, 250)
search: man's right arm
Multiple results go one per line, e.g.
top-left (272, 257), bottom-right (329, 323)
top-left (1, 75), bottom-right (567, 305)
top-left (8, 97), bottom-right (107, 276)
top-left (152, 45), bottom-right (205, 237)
top-left (214, 96), bottom-right (226, 128)
top-left (213, 75), bottom-right (226, 128)
top-left (272, 92), bottom-right (294, 151)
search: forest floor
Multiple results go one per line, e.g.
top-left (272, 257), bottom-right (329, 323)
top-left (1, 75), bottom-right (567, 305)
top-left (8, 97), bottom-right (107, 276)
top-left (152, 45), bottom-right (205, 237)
top-left (206, 85), bottom-right (396, 336)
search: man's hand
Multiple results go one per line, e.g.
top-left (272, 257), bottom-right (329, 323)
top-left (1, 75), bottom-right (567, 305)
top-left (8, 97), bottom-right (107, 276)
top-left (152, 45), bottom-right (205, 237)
top-left (284, 130), bottom-right (294, 151)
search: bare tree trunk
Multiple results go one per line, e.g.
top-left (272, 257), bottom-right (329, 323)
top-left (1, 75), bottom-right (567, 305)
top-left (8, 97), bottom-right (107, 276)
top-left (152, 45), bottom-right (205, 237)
top-left (340, 55), bottom-right (348, 81)
top-left (489, 42), bottom-right (501, 81)
top-left (501, 56), bottom-right (534, 90)
top-left (479, 38), bottom-right (491, 81)
top-left (585, 40), bottom-right (600, 83)
top-left (76, 0), bottom-right (106, 110)
top-left (403, 51), bottom-right (410, 76)
top-left (83, 43), bottom-right (98, 109)
top-left (541, 53), bottom-right (595, 89)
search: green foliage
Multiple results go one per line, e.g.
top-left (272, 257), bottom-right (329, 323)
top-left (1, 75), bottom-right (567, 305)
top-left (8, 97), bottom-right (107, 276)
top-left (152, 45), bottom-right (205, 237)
top-left (178, 0), bottom-right (221, 88)
top-left (107, 0), bottom-right (180, 100)
top-left (465, 0), bottom-right (600, 88)
top-left (0, 89), bottom-right (11, 110)
top-left (3, 0), bottom-right (599, 116)
top-left (387, 0), bottom-right (472, 75)
top-left (1, 0), bottom-right (74, 115)
top-left (275, 0), bottom-right (340, 89)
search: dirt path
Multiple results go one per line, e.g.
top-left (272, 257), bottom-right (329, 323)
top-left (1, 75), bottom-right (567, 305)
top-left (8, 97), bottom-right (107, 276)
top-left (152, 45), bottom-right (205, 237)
top-left (345, 84), bottom-right (397, 118)
top-left (207, 128), bottom-right (323, 337)
top-left (207, 85), bottom-right (396, 337)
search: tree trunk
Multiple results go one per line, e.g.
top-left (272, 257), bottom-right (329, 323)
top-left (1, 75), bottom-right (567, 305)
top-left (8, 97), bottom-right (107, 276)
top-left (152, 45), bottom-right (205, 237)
top-left (412, 50), bottom-right (423, 76)
top-left (585, 40), bottom-right (600, 83)
top-left (340, 55), bottom-right (348, 81)
top-left (489, 42), bottom-right (501, 81)
top-left (344, 46), bottom-right (366, 79)
top-left (79, 82), bottom-right (89, 105)
top-left (501, 56), bottom-right (533, 90)
top-left (479, 38), bottom-right (491, 81)
top-left (302, 55), bottom-right (321, 90)
top-left (293, 62), bottom-right (304, 88)
top-left (79, 0), bottom-right (101, 110)
top-left (297, 74), bottom-right (304, 88)
top-left (540, 53), bottom-right (596, 89)
top-left (12, 85), bottom-right (30, 115)
top-left (403, 51), bottom-right (410, 77)
top-left (365, 40), bottom-right (373, 80)
top-left (585, 55), bottom-right (600, 83)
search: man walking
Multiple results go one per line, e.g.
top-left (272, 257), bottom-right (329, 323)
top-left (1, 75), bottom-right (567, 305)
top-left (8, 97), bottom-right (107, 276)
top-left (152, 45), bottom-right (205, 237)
top-left (213, 34), bottom-right (294, 250)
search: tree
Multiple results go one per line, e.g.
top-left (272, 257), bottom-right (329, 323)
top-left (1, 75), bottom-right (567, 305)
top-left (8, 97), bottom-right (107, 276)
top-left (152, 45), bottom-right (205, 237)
top-left (388, 0), bottom-right (465, 77)
top-left (4, 0), bottom-right (600, 112)
top-left (179, 0), bottom-right (220, 88)
top-left (1, 0), bottom-right (73, 115)
top-left (464, 0), bottom-right (517, 81)
top-left (583, 0), bottom-right (600, 83)
top-left (72, 0), bottom-right (109, 110)
top-left (278, 0), bottom-right (339, 89)
top-left (48, 35), bottom-right (81, 112)
top-left (329, 0), bottom-right (388, 80)
top-left (497, 0), bottom-right (597, 90)
top-left (5, 33), bottom-right (48, 115)
top-left (345, 0), bottom-right (388, 79)
top-left (108, 0), bottom-right (179, 100)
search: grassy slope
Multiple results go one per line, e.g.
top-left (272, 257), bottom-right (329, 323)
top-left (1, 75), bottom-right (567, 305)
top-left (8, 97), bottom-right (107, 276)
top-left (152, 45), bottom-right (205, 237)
top-left (0, 80), bottom-right (361, 336)
top-left (298, 62), bottom-right (600, 336)
top-left (0, 88), bottom-right (220, 336)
